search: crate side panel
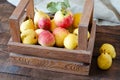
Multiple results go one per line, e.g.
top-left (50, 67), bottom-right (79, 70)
top-left (9, 53), bottom-right (90, 75)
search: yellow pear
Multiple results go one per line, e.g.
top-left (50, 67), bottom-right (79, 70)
top-left (99, 43), bottom-right (116, 59)
top-left (73, 28), bottom-right (90, 39)
top-left (73, 12), bottom-right (82, 28)
top-left (21, 29), bottom-right (38, 44)
top-left (20, 18), bottom-right (35, 33)
top-left (64, 33), bottom-right (78, 50)
top-left (97, 52), bottom-right (112, 70)
top-left (50, 19), bottom-right (57, 32)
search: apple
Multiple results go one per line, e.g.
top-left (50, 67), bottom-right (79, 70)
top-left (53, 27), bottom-right (69, 47)
top-left (38, 30), bottom-right (55, 47)
top-left (34, 9), bottom-right (51, 30)
top-left (35, 28), bottom-right (45, 35)
top-left (54, 10), bottom-right (73, 29)
top-left (38, 18), bottom-right (51, 30)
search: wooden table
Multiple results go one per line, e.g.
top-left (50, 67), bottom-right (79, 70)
top-left (0, 1), bottom-right (120, 80)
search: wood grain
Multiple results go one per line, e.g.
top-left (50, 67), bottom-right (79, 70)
top-left (9, 53), bottom-right (90, 75)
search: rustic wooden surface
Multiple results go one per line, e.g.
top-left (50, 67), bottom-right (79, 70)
top-left (0, 0), bottom-right (120, 80)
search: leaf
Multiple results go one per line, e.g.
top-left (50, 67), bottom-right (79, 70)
top-left (56, 2), bottom-right (67, 10)
top-left (47, 0), bottom-right (70, 14)
top-left (64, 0), bottom-right (70, 8)
top-left (47, 2), bottom-right (58, 14)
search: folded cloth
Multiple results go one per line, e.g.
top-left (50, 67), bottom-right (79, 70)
top-left (7, 0), bottom-right (120, 26)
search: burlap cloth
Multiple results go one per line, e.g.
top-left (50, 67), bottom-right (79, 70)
top-left (7, 0), bottom-right (120, 26)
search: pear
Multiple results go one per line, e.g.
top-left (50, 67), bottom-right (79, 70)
top-left (73, 28), bottom-right (90, 39)
top-left (97, 52), bottom-right (112, 70)
top-left (99, 43), bottom-right (116, 59)
top-left (64, 33), bottom-right (78, 50)
top-left (21, 29), bottom-right (38, 44)
top-left (73, 12), bottom-right (82, 28)
top-left (34, 9), bottom-right (51, 30)
top-left (20, 18), bottom-right (35, 33)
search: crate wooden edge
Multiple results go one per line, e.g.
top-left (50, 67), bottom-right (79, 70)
top-left (9, 53), bottom-right (90, 75)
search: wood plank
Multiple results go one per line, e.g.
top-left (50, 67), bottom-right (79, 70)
top-left (9, 53), bottom-right (90, 75)
top-left (96, 26), bottom-right (120, 35)
top-left (78, 0), bottom-right (94, 50)
top-left (8, 41), bottom-right (91, 63)
top-left (26, 0), bottom-right (34, 20)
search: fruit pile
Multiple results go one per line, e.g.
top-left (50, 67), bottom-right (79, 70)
top-left (97, 43), bottom-right (116, 70)
top-left (20, 0), bottom-right (90, 50)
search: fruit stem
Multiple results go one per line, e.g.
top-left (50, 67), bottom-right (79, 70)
top-left (34, 8), bottom-right (38, 13)
top-left (61, 8), bottom-right (67, 16)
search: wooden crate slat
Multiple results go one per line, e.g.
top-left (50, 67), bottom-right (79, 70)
top-left (9, 53), bottom-right (90, 75)
top-left (8, 41), bottom-right (91, 63)
top-left (78, 0), bottom-right (94, 50)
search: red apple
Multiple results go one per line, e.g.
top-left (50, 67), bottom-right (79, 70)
top-left (54, 10), bottom-right (73, 29)
top-left (38, 18), bottom-right (51, 30)
top-left (35, 28), bottom-right (45, 35)
top-left (34, 9), bottom-right (51, 30)
top-left (53, 27), bottom-right (69, 47)
top-left (38, 30), bottom-right (55, 47)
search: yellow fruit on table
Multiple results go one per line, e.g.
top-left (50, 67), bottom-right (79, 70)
top-left (20, 18), bottom-right (35, 33)
top-left (21, 29), bottom-right (38, 44)
top-left (99, 43), bottom-right (116, 59)
top-left (64, 33), bottom-right (78, 50)
top-left (73, 12), bottom-right (82, 28)
top-left (97, 52), bottom-right (112, 70)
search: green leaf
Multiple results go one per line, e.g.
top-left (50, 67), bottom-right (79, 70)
top-left (56, 2), bottom-right (67, 10)
top-left (47, 0), bottom-right (70, 14)
top-left (47, 2), bottom-right (58, 14)
top-left (64, 0), bottom-right (70, 8)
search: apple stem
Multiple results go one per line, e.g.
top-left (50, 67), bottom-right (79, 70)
top-left (61, 8), bottom-right (67, 15)
top-left (34, 8), bottom-right (38, 13)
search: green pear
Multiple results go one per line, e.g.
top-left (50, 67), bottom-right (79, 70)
top-left (21, 29), bottom-right (38, 44)
top-left (99, 43), bottom-right (116, 59)
top-left (20, 18), bottom-right (35, 33)
top-left (97, 52), bottom-right (112, 70)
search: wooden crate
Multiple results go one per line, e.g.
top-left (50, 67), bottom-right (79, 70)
top-left (8, 0), bottom-right (96, 75)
